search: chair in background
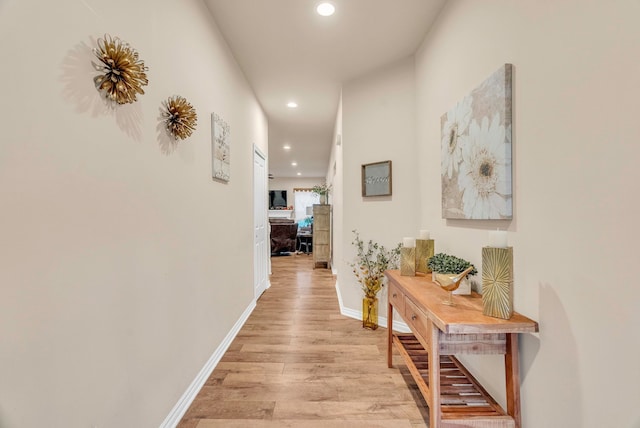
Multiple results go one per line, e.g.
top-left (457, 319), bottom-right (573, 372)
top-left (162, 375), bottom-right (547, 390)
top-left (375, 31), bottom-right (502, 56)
top-left (270, 222), bottom-right (298, 254)
top-left (297, 226), bottom-right (313, 254)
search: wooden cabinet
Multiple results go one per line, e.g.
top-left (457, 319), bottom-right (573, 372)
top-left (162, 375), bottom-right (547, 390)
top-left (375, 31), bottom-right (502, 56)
top-left (385, 270), bottom-right (538, 428)
top-left (312, 204), bottom-right (331, 268)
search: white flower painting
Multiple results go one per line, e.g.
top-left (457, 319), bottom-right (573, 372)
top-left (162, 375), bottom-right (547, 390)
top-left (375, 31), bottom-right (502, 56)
top-left (441, 95), bottom-right (472, 180)
top-left (441, 64), bottom-right (512, 219)
top-left (212, 112), bottom-right (230, 182)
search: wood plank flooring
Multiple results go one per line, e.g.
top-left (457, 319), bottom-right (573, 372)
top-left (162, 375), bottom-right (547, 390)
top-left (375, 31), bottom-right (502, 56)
top-left (178, 253), bottom-right (429, 427)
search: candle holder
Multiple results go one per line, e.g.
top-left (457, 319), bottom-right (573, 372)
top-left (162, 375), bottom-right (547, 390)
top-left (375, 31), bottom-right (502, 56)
top-left (482, 246), bottom-right (513, 319)
top-left (400, 247), bottom-right (416, 276)
top-left (415, 239), bottom-right (434, 274)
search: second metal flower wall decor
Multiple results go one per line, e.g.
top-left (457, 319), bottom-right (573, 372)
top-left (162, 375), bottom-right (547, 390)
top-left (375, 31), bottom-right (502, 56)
top-left (92, 34), bottom-right (149, 105)
top-left (162, 96), bottom-right (198, 140)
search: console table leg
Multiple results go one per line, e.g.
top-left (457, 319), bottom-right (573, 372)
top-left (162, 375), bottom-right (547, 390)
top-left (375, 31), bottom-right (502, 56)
top-left (505, 333), bottom-right (522, 428)
top-left (387, 302), bottom-right (393, 368)
top-left (428, 321), bottom-right (441, 428)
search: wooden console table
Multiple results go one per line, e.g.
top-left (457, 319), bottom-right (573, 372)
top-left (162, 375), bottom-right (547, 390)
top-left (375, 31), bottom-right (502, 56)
top-left (385, 270), bottom-right (538, 428)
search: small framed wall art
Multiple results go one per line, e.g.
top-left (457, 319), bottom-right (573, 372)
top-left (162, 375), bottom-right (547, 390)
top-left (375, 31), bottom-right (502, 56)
top-left (211, 112), bottom-right (230, 182)
top-left (362, 160), bottom-right (392, 197)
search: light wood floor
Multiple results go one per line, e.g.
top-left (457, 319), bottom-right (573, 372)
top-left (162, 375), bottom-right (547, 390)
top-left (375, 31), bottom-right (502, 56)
top-left (177, 253), bottom-right (429, 427)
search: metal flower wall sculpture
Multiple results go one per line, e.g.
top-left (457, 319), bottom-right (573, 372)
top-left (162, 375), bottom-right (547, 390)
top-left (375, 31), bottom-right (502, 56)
top-left (162, 96), bottom-right (198, 140)
top-left (92, 34), bottom-right (149, 105)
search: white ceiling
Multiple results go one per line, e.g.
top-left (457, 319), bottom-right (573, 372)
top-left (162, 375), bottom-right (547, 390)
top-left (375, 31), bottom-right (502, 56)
top-left (204, 0), bottom-right (446, 178)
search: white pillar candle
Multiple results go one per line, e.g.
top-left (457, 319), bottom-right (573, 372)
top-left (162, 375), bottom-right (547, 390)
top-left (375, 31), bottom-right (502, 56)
top-left (489, 230), bottom-right (508, 248)
top-left (418, 230), bottom-right (430, 240)
top-left (403, 237), bottom-right (416, 248)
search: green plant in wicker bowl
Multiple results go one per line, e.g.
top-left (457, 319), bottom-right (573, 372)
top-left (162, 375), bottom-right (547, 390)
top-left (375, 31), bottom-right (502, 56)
top-left (427, 253), bottom-right (478, 277)
top-left (350, 230), bottom-right (402, 298)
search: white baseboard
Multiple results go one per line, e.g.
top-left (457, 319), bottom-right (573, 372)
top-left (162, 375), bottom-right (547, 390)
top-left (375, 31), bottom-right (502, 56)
top-left (334, 280), bottom-right (410, 333)
top-left (159, 299), bottom-right (257, 428)
top-left (334, 279), bottom-right (346, 311)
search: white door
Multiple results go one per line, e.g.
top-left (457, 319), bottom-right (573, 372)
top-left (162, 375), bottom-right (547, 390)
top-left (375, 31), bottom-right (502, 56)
top-left (253, 147), bottom-right (269, 298)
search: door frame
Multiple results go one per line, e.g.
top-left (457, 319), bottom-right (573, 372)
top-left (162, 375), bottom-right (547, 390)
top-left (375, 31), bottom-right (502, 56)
top-left (253, 145), bottom-right (269, 299)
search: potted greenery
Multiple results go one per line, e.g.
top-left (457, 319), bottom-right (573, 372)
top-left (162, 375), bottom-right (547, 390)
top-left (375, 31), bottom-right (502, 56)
top-left (427, 253), bottom-right (477, 295)
top-left (350, 230), bottom-right (401, 330)
top-left (312, 183), bottom-right (331, 204)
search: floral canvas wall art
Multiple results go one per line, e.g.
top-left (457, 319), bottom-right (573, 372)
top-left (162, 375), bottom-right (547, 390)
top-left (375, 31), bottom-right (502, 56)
top-left (441, 64), bottom-right (512, 219)
top-left (212, 112), bottom-right (230, 182)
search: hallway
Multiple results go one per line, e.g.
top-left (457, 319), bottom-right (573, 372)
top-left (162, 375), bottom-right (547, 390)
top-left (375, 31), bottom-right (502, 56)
top-left (178, 254), bottom-right (428, 427)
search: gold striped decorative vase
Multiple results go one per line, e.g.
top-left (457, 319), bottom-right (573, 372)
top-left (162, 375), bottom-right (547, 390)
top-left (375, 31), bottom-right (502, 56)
top-left (482, 247), bottom-right (513, 320)
top-left (400, 247), bottom-right (416, 276)
top-left (415, 239), bottom-right (434, 274)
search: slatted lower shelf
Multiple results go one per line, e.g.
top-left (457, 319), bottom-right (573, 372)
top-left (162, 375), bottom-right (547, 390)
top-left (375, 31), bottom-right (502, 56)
top-left (394, 334), bottom-right (515, 426)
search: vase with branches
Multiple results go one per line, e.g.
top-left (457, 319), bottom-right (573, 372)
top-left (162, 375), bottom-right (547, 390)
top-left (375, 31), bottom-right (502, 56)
top-left (312, 183), bottom-right (331, 204)
top-left (350, 230), bottom-right (401, 329)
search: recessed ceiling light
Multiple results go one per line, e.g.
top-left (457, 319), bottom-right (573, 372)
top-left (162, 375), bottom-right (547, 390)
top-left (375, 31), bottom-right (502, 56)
top-left (283, 145), bottom-right (291, 150)
top-left (316, 2), bottom-right (335, 16)
top-left (291, 162), bottom-right (297, 166)
top-left (287, 101), bottom-right (298, 108)
top-left (297, 172), bottom-right (302, 176)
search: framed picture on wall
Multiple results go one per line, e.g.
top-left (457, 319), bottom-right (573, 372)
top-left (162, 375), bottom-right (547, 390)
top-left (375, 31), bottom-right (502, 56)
top-left (440, 64), bottom-right (512, 219)
top-left (362, 160), bottom-right (392, 197)
top-left (211, 112), bottom-right (231, 182)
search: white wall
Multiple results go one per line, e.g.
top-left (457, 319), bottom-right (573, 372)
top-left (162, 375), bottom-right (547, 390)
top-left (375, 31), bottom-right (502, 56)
top-left (327, 95), bottom-right (343, 274)
top-left (415, 1), bottom-right (640, 427)
top-left (337, 57), bottom-right (420, 319)
top-left (0, 0), bottom-right (267, 427)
